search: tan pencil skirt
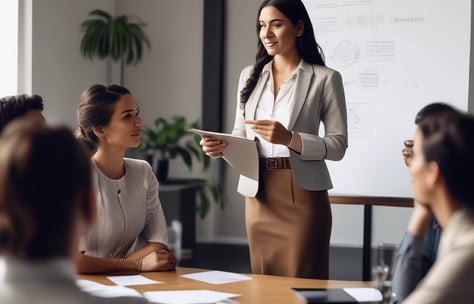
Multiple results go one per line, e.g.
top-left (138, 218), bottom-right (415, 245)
top-left (245, 168), bottom-right (332, 279)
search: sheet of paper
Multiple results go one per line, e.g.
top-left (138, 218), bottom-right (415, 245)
top-left (76, 279), bottom-right (143, 298)
top-left (106, 274), bottom-right (163, 286)
top-left (143, 289), bottom-right (240, 304)
top-left (189, 128), bottom-right (259, 196)
top-left (236, 174), bottom-right (259, 197)
top-left (181, 270), bottom-right (252, 284)
top-left (343, 288), bottom-right (382, 302)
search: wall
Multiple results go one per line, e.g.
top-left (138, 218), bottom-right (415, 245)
top-left (205, 0), bottom-right (262, 244)
top-left (116, 0), bottom-right (206, 178)
top-left (115, 0), bottom-right (215, 240)
top-left (30, 0), bottom-right (204, 130)
top-left (116, 0), bottom-right (203, 129)
top-left (27, 0), bottom-right (474, 248)
top-left (30, 0), bottom-right (115, 127)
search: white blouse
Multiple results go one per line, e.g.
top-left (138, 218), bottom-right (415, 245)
top-left (80, 158), bottom-right (169, 258)
top-left (256, 60), bottom-right (300, 157)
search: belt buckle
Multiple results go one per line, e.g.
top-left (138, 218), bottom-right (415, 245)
top-left (267, 158), bottom-right (278, 169)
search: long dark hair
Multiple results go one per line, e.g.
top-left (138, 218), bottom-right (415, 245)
top-left (77, 84), bottom-right (131, 152)
top-left (419, 111), bottom-right (474, 207)
top-left (240, 0), bottom-right (325, 108)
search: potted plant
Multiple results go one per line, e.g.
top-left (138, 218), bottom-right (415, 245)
top-left (128, 116), bottom-right (224, 219)
top-left (80, 9), bottom-right (151, 84)
top-left (135, 116), bottom-right (205, 180)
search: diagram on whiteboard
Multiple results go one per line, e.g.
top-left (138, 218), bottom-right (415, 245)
top-left (347, 103), bottom-right (370, 138)
top-left (303, 0), bottom-right (471, 197)
top-left (331, 40), bottom-right (360, 67)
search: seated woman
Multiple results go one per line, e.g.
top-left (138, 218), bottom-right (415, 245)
top-left (76, 84), bottom-right (176, 274)
top-left (393, 109), bottom-right (474, 303)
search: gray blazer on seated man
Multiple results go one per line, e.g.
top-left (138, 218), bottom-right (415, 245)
top-left (0, 121), bottom-right (147, 304)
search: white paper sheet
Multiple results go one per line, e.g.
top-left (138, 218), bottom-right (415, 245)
top-left (189, 128), bottom-right (259, 196)
top-left (143, 289), bottom-right (240, 304)
top-left (236, 174), bottom-right (259, 197)
top-left (76, 279), bottom-right (143, 298)
top-left (343, 288), bottom-right (383, 302)
top-left (106, 274), bottom-right (163, 286)
top-left (181, 270), bottom-right (252, 285)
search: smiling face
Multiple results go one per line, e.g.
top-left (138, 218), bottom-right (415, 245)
top-left (258, 5), bottom-right (303, 58)
top-left (98, 94), bottom-right (143, 149)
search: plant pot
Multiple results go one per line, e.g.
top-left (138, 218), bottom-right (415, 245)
top-left (153, 158), bottom-right (169, 182)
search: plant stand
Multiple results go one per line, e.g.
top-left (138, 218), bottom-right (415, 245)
top-left (153, 158), bottom-right (169, 182)
top-left (159, 179), bottom-right (202, 261)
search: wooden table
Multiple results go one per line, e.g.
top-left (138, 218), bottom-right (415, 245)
top-left (79, 267), bottom-right (371, 304)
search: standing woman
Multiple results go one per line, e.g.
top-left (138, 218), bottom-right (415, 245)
top-left (201, 0), bottom-right (347, 279)
top-left (76, 84), bottom-right (176, 274)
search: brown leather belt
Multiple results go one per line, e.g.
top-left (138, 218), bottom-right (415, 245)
top-left (259, 157), bottom-right (291, 170)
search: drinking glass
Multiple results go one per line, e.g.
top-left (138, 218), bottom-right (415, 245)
top-left (372, 242), bottom-right (396, 303)
top-left (167, 220), bottom-right (182, 260)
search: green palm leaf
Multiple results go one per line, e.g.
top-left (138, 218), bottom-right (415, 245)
top-left (89, 9), bottom-right (112, 20)
top-left (80, 9), bottom-right (150, 66)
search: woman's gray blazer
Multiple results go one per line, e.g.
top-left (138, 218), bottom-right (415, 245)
top-left (232, 60), bottom-right (348, 192)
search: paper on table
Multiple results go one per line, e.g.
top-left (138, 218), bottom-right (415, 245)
top-left (291, 287), bottom-right (382, 303)
top-left (189, 128), bottom-right (259, 197)
top-left (343, 288), bottom-right (382, 302)
top-left (181, 270), bottom-right (252, 284)
top-left (76, 279), bottom-right (143, 298)
top-left (106, 274), bottom-right (163, 286)
top-left (143, 289), bottom-right (240, 304)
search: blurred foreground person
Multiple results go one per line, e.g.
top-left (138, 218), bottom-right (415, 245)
top-left (0, 120), bottom-right (146, 304)
top-left (393, 110), bottom-right (474, 303)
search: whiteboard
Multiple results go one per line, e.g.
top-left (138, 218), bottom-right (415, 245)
top-left (303, 0), bottom-right (471, 197)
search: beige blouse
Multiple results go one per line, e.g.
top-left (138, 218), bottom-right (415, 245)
top-left (79, 158), bottom-right (169, 258)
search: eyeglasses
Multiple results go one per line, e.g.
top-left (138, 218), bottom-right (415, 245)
top-left (403, 139), bottom-right (414, 149)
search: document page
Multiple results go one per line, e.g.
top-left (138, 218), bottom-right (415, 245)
top-left (76, 279), bottom-right (143, 298)
top-left (190, 128), bottom-right (259, 196)
top-left (181, 270), bottom-right (252, 284)
top-left (291, 287), bottom-right (382, 303)
top-left (106, 274), bottom-right (162, 286)
top-left (143, 290), bottom-right (240, 304)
